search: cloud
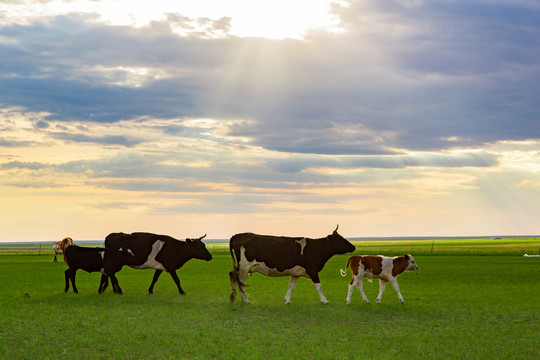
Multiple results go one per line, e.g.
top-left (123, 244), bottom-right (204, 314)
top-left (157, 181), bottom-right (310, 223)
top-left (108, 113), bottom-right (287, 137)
top-left (1, 1), bottom-right (540, 240)
top-left (50, 132), bottom-right (142, 147)
top-left (0, 5), bottom-right (537, 157)
top-left (1, 161), bottom-right (48, 171)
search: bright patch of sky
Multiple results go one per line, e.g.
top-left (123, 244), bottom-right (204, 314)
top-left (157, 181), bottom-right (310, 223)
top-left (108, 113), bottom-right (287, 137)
top-left (0, 0), bottom-right (344, 39)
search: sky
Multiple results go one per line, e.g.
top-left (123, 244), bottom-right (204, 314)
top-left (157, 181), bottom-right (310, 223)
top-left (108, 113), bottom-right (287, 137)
top-left (1, 0), bottom-right (539, 242)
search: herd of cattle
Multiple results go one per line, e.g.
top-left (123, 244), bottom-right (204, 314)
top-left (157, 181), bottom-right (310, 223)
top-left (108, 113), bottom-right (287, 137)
top-left (52, 226), bottom-right (419, 304)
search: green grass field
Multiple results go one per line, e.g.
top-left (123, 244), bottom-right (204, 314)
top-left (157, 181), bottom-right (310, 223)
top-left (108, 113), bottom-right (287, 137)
top-left (0, 239), bottom-right (539, 359)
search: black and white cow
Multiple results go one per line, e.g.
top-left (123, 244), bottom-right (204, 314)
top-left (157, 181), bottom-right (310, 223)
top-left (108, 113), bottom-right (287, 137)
top-left (63, 245), bottom-right (138, 294)
top-left (100, 232), bottom-right (212, 295)
top-left (229, 225), bottom-right (356, 304)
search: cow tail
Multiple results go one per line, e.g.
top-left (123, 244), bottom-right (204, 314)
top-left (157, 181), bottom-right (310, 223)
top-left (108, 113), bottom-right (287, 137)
top-left (229, 245), bottom-right (246, 288)
top-left (340, 257), bottom-right (352, 277)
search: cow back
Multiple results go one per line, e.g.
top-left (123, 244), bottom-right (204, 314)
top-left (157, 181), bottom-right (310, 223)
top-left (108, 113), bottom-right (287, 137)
top-left (105, 232), bottom-right (168, 266)
top-left (231, 233), bottom-right (309, 272)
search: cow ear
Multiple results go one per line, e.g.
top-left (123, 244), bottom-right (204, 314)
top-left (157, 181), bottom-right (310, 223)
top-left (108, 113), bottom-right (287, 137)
top-left (404, 254), bottom-right (410, 260)
top-left (186, 238), bottom-right (192, 244)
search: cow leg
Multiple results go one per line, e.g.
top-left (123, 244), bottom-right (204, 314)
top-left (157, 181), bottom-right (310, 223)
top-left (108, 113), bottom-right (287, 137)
top-left (236, 269), bottom-right (250, 304)
top-left (229, 271), bottom-right (237, 302)
top-left (169, 271), bottom-right (186, 295)
top-left (312, 282), bottom-right (329, 304)
top-left (389, 278), bottom-right (404, 303)
top-left (110, 274), bottom-right (123, 295)
top-left (377, 279), bottom-right (387, 303)
top-left (54, 254), bottom-right (57, 262)
top-left (284, 276), bottom-right (299, 304)
top-left (99, 274), bottom-right (109, 293)
top-left (148, 270), bottom-right (162, 294)
top-left (308, 272), bottom-right (328, 304)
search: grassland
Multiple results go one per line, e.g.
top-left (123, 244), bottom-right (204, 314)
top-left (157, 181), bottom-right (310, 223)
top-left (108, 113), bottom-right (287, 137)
top-left (0, 238), bottom-right (539, 359)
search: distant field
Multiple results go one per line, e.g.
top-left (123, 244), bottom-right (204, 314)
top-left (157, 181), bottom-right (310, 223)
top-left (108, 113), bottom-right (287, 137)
top-left (0, 238), bottom-right (539, 359)
top-left (2, 237), bottom-right (539, 256)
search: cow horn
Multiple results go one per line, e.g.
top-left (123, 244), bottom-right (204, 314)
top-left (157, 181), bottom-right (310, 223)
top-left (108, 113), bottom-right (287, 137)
top-left (334, 224), bottom-right (339, 232)
top-left (198, 234), bottom-right (207, 241)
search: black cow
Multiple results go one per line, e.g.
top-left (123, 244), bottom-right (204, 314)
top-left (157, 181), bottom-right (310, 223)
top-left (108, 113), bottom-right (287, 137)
top-left (100, 232), bottom-right (212, 295)
top-left (64, 245), bottom-right (138, 294)
top-left (229, 225), bottom-right (356, 304)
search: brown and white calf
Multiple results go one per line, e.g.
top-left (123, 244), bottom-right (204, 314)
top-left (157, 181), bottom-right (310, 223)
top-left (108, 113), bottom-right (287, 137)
top-left (340, 254), bottom-right (418, 304)
top-left (53, 237), bottom-right (74, 262)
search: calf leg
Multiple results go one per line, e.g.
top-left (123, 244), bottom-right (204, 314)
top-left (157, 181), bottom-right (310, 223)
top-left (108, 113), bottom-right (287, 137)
top-left (64, 269), bottom-right (70, 292)
top-left (356, 278), bottom-right (370, 304)
top-left (347, 275), bottom-right (370, 304)
top-left (377, 279), bottom-right (387, 303)
top-left (346, 275), bottom-right (360, 304)
top-left (389, 278), bottom-right (405, 303)
top-left (284, 276), bottom-right (299, 304)
top-left (346, 281), bottom-right (355, 304)
top-left (65, 268), bottom-right (78, 294)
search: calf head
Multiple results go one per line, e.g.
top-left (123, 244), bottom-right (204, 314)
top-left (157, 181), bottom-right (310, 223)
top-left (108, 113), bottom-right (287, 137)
top-left (404, 254), bottom-right (419, 271)
top-left (186, 234), bottom-right (213, 261)
top-left (59, 237), bottom-right (74, 252)
top-left (328, 225), bottom-right (356, 254)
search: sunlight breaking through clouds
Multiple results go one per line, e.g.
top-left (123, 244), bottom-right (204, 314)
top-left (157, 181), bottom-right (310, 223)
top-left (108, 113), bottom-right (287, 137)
top-left (0, 0), bottom-right (344, 39)
top-left (1, 0), bottom-right (539, 241)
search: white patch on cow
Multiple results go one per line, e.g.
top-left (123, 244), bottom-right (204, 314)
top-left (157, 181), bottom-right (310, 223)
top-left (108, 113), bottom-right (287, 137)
top-left (239, 246), bottom-right (309, 278)
top-left (295, 238), bottom-right (307, 255)
top-left (119, 247), bottom-right (135, 256)
top-left (130, 240), bottom-right (166, 271)
top-left (99, 251), bottom-right (105, 260)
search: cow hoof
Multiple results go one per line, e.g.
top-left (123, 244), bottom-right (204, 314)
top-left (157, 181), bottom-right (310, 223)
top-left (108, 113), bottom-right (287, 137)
top-left (284, 300), bottom-right (291, 305)
top-left (321, 301), bottom-right (329, 305)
